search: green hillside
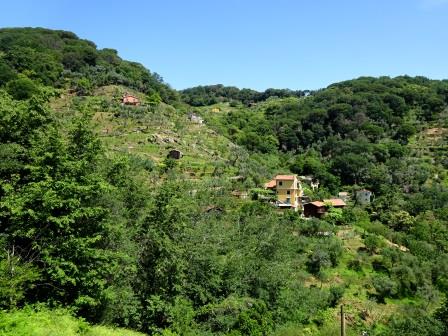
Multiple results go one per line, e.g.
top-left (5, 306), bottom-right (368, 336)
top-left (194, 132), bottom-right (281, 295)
top-left (1, 28), bottom-right (448, 336)
top-left (0, 307), bottom-right (145, 336)
top-left (0, 27), bottom-right (178, 103)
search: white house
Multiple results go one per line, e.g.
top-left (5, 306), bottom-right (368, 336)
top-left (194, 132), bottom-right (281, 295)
top-left (356, 189), bottom-right (372, 205)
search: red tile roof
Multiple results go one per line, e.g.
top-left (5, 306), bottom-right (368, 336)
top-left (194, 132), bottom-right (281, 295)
top-left (264, 179), bottom-right (276, 189)
top-left (323, 199), bottom-right (347, 207)
top-left (275, 175), bottom-right (296, 180)
top-left (122, 94), bottom-right (139, 103)
top-left (308, 199), bottom-right (346, 207)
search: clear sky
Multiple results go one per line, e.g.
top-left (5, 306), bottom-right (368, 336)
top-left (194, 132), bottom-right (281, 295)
top-left (1, 0), bottom-right (447, 90)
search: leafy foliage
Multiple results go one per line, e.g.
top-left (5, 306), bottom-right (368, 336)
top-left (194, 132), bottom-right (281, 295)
top-left (0, 28), bottom-right (178, 104)
top-left (1, 28), bottom-right (448, 336)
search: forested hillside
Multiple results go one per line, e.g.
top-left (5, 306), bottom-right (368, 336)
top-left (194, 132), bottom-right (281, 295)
top-left (0, 27), bottom-right (178, 103)
top-left (1, 28), bottom-right (448, 336)
top-left (180, 84), bottom-right (308, 106)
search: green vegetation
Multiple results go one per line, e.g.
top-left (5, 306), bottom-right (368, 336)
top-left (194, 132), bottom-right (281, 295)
top-left (0, 307), bottom-right (144, 336)
top-left (0, 27), bottom-right (178, 103)
top-left (1, 27), bottom-right (448, 335)
top-left (180, 84), bottom-right (308, 106)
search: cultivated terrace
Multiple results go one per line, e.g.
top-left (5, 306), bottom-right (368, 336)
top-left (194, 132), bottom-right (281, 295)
top-left (0, 28), bottom-right (448, 336)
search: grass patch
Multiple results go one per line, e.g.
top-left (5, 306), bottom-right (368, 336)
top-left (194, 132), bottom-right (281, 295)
top-left (0, 307), bottom-right (144, 336)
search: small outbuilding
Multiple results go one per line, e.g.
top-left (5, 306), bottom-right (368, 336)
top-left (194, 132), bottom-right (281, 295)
top-left (304, 201), bottom-right (327, 218)
top-left (167, 149), bottom-right (183, 160)
top-left (356, 189), bottom-right (373, 205)
top-left (122, 93), bottom-right (140, 106)
top-left (303, 198), bottom-right (346, 218)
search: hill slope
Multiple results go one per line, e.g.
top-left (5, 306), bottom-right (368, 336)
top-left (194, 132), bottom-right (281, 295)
top-left (0, 28), bottom-right (448, 336)
top-left (0, 27), bottom-right (178, 103)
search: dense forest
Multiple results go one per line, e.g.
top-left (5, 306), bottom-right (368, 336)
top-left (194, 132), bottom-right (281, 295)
top-left (0, 28), bottom-right (448, 336)
top-left (180, 84), bottom-right (308, 107)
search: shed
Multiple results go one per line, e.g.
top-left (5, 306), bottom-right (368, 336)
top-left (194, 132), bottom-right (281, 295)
top-left (122, 93), bottom-right (140, 106)
top-left (303, 199), bottom-right (346, 218)
top-left (356, 189), bottom-right (372, 205)
top-left (303, 201), bottom-right (327, 218)
top-left (167, 149), bottom-right (183, 160)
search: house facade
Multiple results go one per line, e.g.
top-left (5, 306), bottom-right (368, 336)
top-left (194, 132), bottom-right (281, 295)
top-left (356, 189), bottom-right (372, 205)
top-left (265, 175), bottom-right (303, 210)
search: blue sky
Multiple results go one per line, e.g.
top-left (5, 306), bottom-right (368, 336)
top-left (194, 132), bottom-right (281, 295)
top-left (1, 0), bottom-right (447, 90)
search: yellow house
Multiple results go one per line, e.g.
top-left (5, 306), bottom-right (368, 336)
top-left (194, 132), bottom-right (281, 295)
top-left (265, 175), bottom-right (303, 210)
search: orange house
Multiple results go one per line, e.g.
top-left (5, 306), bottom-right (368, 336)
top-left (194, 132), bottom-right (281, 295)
top-left (122, 93), bottom-right (140, 106)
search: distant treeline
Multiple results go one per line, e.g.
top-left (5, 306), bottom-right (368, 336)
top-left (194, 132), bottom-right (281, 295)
top-left (180, 84), bottom-right (311, 106)
top-left (209, 76), bottom-right (448, 191)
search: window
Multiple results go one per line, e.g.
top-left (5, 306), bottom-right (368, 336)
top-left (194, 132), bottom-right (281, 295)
top-left (279, 181), bottom-right (283, 186)
top-left (286, 197), bottom-right (290, 204)
top-left (287, 190), bottom-right (290, 195)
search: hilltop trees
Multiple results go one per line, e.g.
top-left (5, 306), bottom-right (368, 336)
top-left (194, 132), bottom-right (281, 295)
top-left (180, 84), bottom-right (305, 106)
top-left (0, 28), bottom-right (179, 104)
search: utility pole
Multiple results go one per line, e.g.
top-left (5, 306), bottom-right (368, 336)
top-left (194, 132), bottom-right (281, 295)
top-left (340, 304), bottom-right (346, 336)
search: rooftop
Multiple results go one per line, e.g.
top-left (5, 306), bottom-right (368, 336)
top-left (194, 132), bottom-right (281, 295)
top-left (264, 179), bottom-right (276, 188)
top-left (323, 198), bottom-right (347, 207)
top-left (309, 199), bottom-right (347, 207)
top-left (275, 175), bottom-right (296, 180)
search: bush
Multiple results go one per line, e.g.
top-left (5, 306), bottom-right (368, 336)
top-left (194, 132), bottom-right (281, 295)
top-left (6, 75), bottom-right (39, 100)
top-left (364, 234), bottom-right (385, 254)
top-left (372, 275), bottom-right (397, 303)
top-left (328, 286), bottom-right (345, 307)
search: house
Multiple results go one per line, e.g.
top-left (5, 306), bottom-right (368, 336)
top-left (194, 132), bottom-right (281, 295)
top-left (211, 107), bottom-right (220, 112)
top-left (188, 113), bottom-right (204, 124)
top-left (265, 175), bottom-right (303, 211)
top-left (303, 199), bottom-right (346, 218)
top-left (167, 149), bottom-right (183, 160)
top-left (356, 189), bottom-right (373, 205)
top-left (122, 93), bottom-right (140, 106)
